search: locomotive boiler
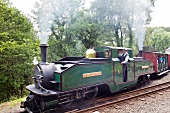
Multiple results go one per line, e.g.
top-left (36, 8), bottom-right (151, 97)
top-left (21, 44), bottom-right (170, 113)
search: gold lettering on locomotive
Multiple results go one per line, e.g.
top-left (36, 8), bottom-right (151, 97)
top-left (83, 71), bottom-right (102, 78)
top-left (142, 65), bottom-right (149, 69)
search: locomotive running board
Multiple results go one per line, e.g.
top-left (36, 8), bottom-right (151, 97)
top-left (157, 70), bottom-right (170, 76)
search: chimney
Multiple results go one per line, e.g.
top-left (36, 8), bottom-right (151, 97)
top-left (40, 44), bottom-right (49, 64)
top-left (139, 50), bottom-right (143, 57)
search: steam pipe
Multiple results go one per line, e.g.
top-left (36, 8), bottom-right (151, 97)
top-left (40, 44), bottom-right (49, 64)
top-left (139, 50), bottom-right (143, 57)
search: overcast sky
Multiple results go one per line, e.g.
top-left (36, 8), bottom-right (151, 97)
top-left (149, 0), bottom-right (170, 27)
top-left (10, 0), bottom-right (170, 27)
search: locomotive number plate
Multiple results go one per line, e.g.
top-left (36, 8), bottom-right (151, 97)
top-left (83, 71), bottom-right (102, 78)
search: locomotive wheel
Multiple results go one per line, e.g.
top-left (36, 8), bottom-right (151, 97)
top-left (86, 87), bottom-right (98, 99)
top-left (39, 97), bottom-right (46, 112)
top-left (26, 94), bottom-right (40, 113)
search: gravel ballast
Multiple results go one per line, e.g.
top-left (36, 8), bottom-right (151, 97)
top-left (1, 73), bottom-right (170, 113)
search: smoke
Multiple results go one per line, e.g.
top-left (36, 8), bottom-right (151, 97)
top-left (35, 0), bottom-right (56, 44)
top-left (133, 10), bottom-right (148, 50)
top-left (119, 0), bottom-right (152, 50)
top-left (131, 0), bottom-right (152, 50)
top-left (134, 26), bottom-right (146, 50)
top-left (35, 0), bottom-right (83, 44)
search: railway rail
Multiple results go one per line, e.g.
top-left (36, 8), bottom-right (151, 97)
top-left (68, 81), bottom-right (170, 113)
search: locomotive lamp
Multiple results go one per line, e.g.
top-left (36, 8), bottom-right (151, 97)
top-left (40, 44), bottom-right (49, 64)
top-left (32, 57), bottom-right (38, 65)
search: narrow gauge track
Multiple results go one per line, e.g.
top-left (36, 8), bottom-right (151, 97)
top-left (66, 81), bottom-right (170, 113)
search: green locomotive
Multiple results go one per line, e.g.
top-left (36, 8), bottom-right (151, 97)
top-left (21, 45), bottom-right (154, 112)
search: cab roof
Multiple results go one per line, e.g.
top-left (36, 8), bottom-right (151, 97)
top-left (98, 46), bottom-right (132, 50)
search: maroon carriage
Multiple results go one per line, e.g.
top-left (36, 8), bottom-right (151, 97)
top-left (142, 46), bottom-right (169, 75)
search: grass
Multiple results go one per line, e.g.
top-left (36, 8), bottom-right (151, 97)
top-left (0, 97), bottom-right (26, 110)
top-left (9, 97), bottom-right (26, 108)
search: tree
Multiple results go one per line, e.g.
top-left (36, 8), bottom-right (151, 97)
top-left (144, 27), bottom-right (170, 52)
top-left (0, 0), bottom-right (39, 102)
top-left (151, 28), bottom-right (170, 52)
top-left (144, 27), bottom-right (154, 46)
top-left (90, 0), bottom-right (121, 46)
top-left (70, 11), bottom-right (102, 48)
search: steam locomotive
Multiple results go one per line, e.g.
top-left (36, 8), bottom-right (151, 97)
top-left (21, 44), bottom-right (170, 113)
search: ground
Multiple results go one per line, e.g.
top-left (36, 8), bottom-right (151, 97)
top-left (97, 89), bottom-right (170, 113)
top-left (0, 97), bottom-right (25, 113)
top-left (1, 73), bottom-right (170, 113)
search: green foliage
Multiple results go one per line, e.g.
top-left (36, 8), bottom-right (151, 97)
top-left (70, 12), bottom-right (102, 48)
top-left (144, 27), bottom-right (154, 46)
top-left (48, 35), bottom-right (85, 61)
top-left (151, 28), bottom-right (170, 52)
top-left (0, 0), bottom-right (39, 102)
top-left (144, 27), bottom-right (170, 52)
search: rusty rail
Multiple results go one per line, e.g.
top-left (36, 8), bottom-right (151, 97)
top-left (72, 81), bottom-right (170, 113)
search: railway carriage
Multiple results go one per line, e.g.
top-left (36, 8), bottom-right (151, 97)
top-left (142, 47), bottom-right (169, 76)
top-left (21, 44), bottom-right (168, 113)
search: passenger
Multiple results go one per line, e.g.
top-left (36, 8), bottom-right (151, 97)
top-left (163, 56), bottom-right (166, 63)
top-left (121, 49), bottom-right (129, 82)
top-left (163, 55), bottom-right (166, 69)
top-left (164, 56), bottom-right (168, 68)
top-left (86, 46), bottom-right (96, 58)
top-left (159, 56), bottom-right (163, 63)
top-left (159, 56), bottom-right (163, 71)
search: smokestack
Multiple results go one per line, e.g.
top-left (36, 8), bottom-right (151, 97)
top-left (40, 44), bottom-right (49, 64)
top-left (139, 50), bottom-right (143, 57)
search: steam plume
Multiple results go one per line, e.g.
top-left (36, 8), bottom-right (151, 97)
top-left (121, 0), bottom-right (152, 50)
top-left (132, 0), bottom-right (152, 50)
top-left (35, 0), bottom-right (84, 44)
